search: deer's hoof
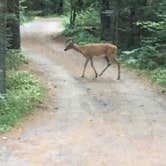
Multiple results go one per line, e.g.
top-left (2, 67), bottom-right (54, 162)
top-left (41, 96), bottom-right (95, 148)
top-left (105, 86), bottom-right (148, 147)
top-left (92, 74), bottom-right (98, 80)
top-left (99, 72), bottom-right (103, 77)
top-left (99, 74), bottom-right (102, 77)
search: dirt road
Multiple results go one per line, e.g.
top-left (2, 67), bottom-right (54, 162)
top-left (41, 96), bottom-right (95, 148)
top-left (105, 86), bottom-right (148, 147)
top-left (0, 18), bottom-right (166, 166)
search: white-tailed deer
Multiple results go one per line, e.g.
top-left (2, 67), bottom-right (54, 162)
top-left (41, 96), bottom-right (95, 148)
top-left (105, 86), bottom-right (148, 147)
top-left (64, 39), bottom-right (120, 80)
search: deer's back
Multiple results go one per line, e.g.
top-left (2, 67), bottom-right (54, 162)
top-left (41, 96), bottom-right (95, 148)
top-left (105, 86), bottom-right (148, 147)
top-left (80, 43), bottom-right (117, 57)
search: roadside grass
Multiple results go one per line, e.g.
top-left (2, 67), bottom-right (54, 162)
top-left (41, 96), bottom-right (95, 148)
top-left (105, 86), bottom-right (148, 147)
top-left (0, 50), bottom-right (45, 133)
top-left (121, 50), bottom-right (166, 87)
top-left (150, 68), bottom-right (166, 86)
top-left (122, 63), bottom-right (166, 87)
top-left (20, 13), bottom-right (35, 24)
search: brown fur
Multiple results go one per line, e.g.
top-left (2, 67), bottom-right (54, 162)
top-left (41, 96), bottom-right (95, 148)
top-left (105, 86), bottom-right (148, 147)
top-left (64, 42), bottom-right (120, 80)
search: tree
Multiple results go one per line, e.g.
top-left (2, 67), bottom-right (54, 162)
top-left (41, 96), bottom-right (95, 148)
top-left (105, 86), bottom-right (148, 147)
top-left (100, 0), bottom-right (112, 40)
top-left (68, 0), bottom-right (92, 27)
top-left (99, 0), bottom-right (156, 48)
top-left (7, 0), bottom-right (20, 49)
top-left (69, 0), bottom-right (82, 27)
top-left (0, 0), bottom-right (7, 93)
top-left (56, 0), bottom-right (64, 14)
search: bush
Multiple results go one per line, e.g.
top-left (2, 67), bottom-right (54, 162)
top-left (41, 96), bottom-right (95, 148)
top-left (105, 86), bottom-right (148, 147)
top-left (151, 68), bottom-right (166, 85)
top-left (6, 49), bottom-right (28, 70)
top-left (20, 11), bottom-right (39, 24)
top-left (121, 46), bottom-right (166, 70)
top-left (73, 31), bottom-right (101, 44)
top-left (63, 6), bottom-right (101, 44)
top-left (75, 7), bottom-right (100, 27)
top-left (0, 71), bottom-right (44, 132)
top-left (0, 50), bottom-right (45, 132)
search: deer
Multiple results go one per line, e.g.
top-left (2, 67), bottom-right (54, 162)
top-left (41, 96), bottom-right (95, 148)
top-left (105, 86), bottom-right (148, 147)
top-left (64, 39), bottom-right (120, 80)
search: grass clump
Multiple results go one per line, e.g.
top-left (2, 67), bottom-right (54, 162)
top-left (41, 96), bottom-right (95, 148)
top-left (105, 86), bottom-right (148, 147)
top-left (0, 50), bottom-right (45, 132)
top-left (0, 71), bottom-right (45, 132)
top-left (121, 49), bottom-right (166, 86)
top-left (6, 49), bottom-right (28, 70)
top-left (151, 68), bottom-right (166, 86)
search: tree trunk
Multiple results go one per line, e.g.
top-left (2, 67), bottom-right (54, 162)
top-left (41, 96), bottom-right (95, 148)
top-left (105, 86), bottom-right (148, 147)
top-left (100, 0), bottom-right (111, 40)
top-left (7, 0), bottom-right (20, 49)
top-left (115, 11), bottom-right (119, 45)
top-left (0, 0), bottom-right (7, 93)
top-left (58, 0), bottom-right (64, 14)
top-left (70, 7), bottom-right (77, 28)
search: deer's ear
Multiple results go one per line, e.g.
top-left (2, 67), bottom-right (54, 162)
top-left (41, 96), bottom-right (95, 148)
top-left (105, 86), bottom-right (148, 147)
top-left (65, 38), bottom-right (73, 44)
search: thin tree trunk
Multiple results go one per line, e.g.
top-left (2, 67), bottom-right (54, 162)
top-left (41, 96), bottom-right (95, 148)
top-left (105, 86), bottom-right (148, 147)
top-left (115, 11), bottom-right (119, 45)
top-left (7, 0), bottom-right (20, 49)
top-left (70, 8), bottom-right (77, 28)
top-left (100, 0), bottom-right (111, 40)
top-left (58, 0), bottom-right (64, 14)
top-left (0, 0), bottom-right (7, 93)
top-left (72, 8), bottom-right (77, 27)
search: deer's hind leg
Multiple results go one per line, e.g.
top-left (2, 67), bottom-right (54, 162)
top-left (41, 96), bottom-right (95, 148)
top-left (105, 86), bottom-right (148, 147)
top-left (112, 57), bottom-right (120, 80)
top-left (99, 56), bottom-right (111, 76)
top-left (90, 58), bottom-right (98, 78)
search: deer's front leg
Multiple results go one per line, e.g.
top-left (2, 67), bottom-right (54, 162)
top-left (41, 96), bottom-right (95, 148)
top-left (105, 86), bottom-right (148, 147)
top-left (81, 58), bottom-right (89, 78)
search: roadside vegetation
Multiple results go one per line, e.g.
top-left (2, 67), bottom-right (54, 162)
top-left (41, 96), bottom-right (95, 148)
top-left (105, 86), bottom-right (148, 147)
top-left (0, 50), bottom-right (45, 132)
top-left (121, 16), bottom-right (166, 86)
top-left (0, 1), bottom-right (47, 133)
top-left (63, 6), bottom-right (101, 44)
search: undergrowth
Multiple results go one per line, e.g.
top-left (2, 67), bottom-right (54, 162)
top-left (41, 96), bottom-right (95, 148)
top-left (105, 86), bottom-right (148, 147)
top-left (20, 10), bottom-right (42, 24)
top-left (121, 45), bottom-right (166, 86)
top-left (0, 50), bottom-right (45, 132)
top-left (6, 49), bottom-right (28, 70)
top-left (63, 6), bottom-right (101, 44)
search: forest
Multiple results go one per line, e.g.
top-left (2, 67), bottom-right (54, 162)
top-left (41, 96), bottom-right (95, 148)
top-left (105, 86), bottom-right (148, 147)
top-left (1, 0), bottom-right (166, 86)
top-left (0, 0), bottom-right (166, 130)
top-left (0, 1), bottom-right (166, 165)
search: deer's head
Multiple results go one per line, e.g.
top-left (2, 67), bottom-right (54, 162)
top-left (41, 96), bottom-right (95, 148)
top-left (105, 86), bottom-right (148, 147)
top-left (64, 39), bottom-right (74, 51)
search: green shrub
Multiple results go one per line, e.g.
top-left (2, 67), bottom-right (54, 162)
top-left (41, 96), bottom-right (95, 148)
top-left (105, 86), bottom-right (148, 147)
top-left (151, 68), bottom-right (166, 85)
top-left (0, 71), bottom-right (45, 132)
top-left (121, 46), bottom-right (166, 86)
top-left (121, 46), bottom-right (166, 70)
top-left (75, 7), bottom-right (100, 27)
top-left (63, 21), bottom-right (80, 36)
top-left (73, 31), bottom-right (101, 44)
top-left (0, 49), bottom-right (45, 132)
top-left (6, 49), bottom-right (28, 70)
top-left (63, 6), bottom-right (100, 44)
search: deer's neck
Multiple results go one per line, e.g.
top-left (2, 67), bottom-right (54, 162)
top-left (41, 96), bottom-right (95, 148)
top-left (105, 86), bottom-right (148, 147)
top-left (73, 44), bottom-right (84, 55)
